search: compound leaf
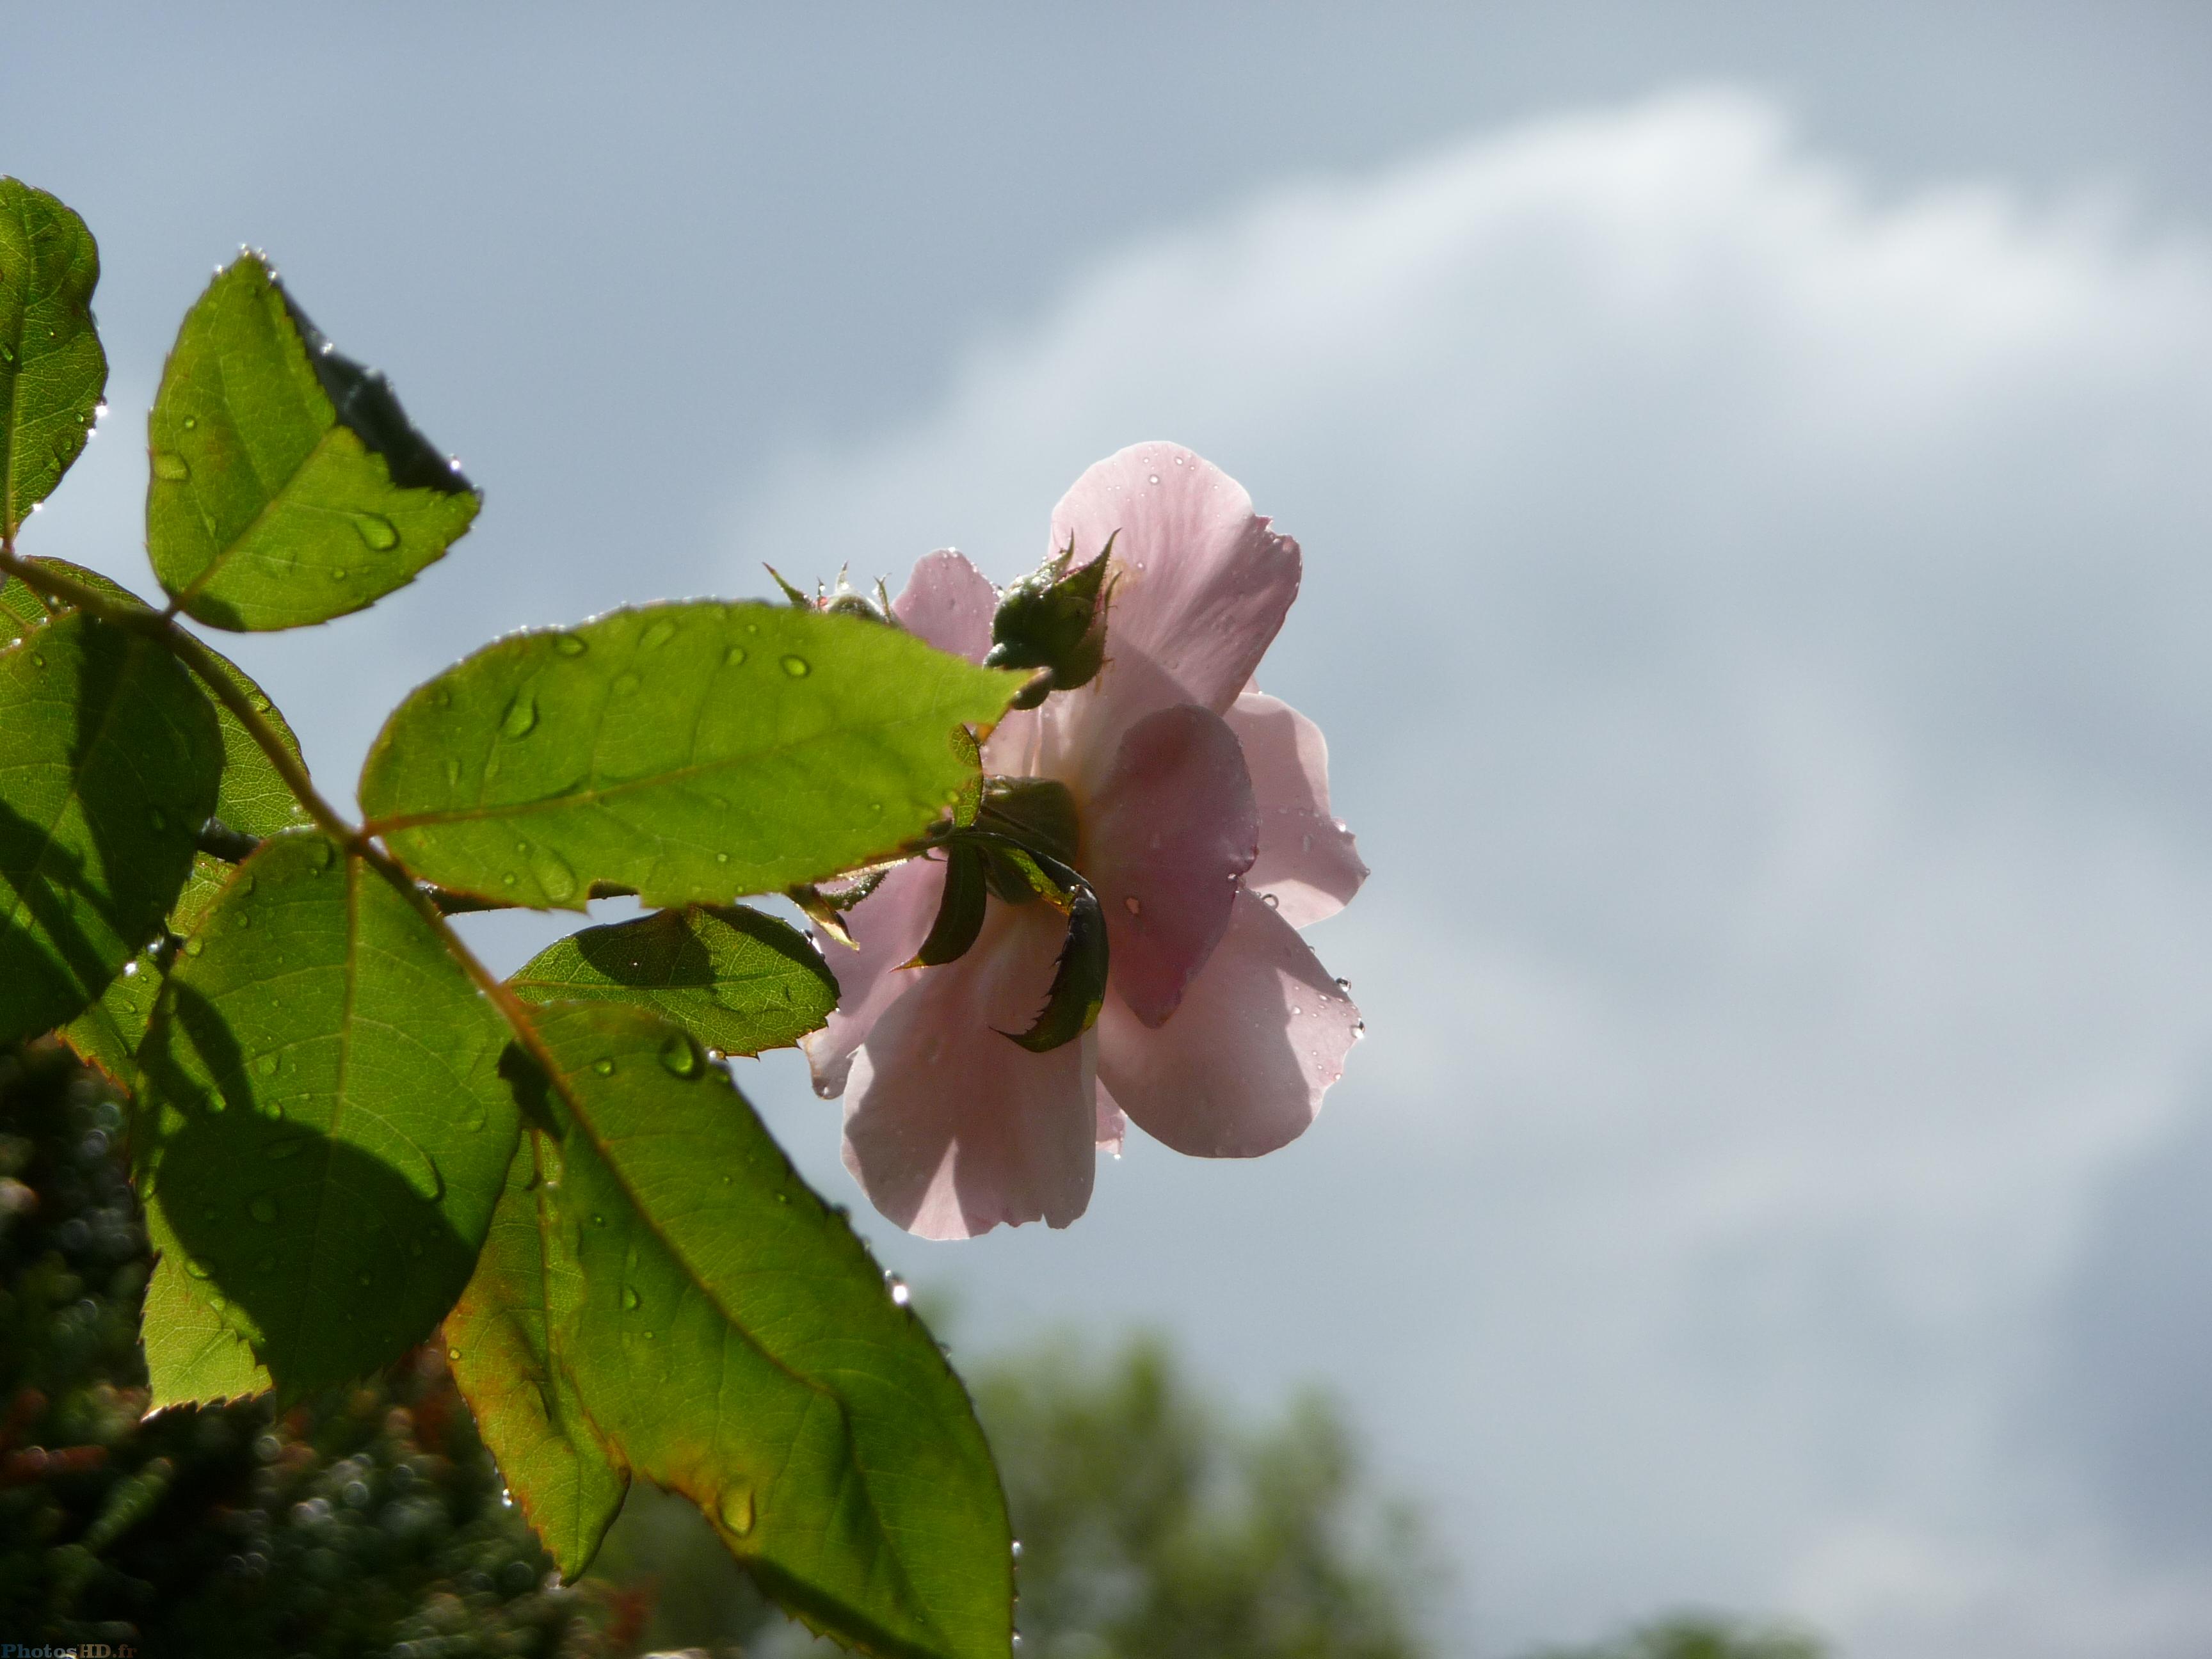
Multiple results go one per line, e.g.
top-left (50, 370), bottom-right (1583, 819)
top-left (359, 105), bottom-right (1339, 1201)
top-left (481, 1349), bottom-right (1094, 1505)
top-left (0, 178), bottom-right (106, 540)
top-left (136, 830), bottom-right (521, 1400)
top-left (509, 904), bottom-right (836, 1057)
top-left (359, 602), bottom-right (1021, 909)
top-left (0, 611), bottom-right (220, 1046)
top-left (146, 254), bottom-right (478, 630)
top-left (492, 1001), bottom-right (1013, 1659)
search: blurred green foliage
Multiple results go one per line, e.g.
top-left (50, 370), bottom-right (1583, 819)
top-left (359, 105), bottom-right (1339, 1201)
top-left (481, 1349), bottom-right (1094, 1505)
top-left (1520, 1614), bottom-right (1827, 1659)
top-left (0, 1038), bottom-right (622, 1656)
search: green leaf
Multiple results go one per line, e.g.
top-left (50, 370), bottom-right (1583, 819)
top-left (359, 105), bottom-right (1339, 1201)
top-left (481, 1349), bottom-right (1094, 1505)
top-left (0, 179), bottom-right (107, 540)
top-left (135, 830), bottom-right (522, 1399)
top-left (492, 1001), bottom-right (1013, 1658)
top-left (140, 1251), bottom-right (271, 1411)
top-left (0, 611), bottom-right (221, 1046)
top-left (61, 946), bottom-right (161, 1090)
top-left (360, 602), bottom-right (1023, 909)
top-left (145, 254), bottom-right (479, 631)
top-left (509, 904), bottom-right (836, 1057)
top-left (446, 1129), bottom-right (629, 1578)
top-left (6, 556), bottom-right (312, 837)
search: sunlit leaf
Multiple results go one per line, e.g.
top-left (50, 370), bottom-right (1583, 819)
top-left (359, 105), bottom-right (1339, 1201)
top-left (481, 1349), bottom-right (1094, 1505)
top-left (445, 1129), bottom-right (628, 1577)
top-left (145, 254), bottom-right (478, 630)
top-left (485, 1001), bottom-right (1013, 1658)
top-left (360, 602), bottom-right (1022, 909)
top-left (61, 946), bottom-right (161, 1089)
top-left (0, 178), bottom-right (106, 540)
top-left (509, 904), bottom-right (835, 1057)
top-left (0, 611), bottom-right (220, 1046)
top-left (136, 830), bottom-right (522, 1400)
top-left (140, 1251), bottom-right (271, 1411)
top-left (4, 556), bottom-right (312, 837)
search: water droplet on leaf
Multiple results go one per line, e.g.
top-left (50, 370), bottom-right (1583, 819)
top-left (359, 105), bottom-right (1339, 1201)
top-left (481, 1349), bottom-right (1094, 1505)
top-left (780, 655), bottom-right (810, 677)
top-left (621, 1286), bottom-right (641, 1311)
top-left (351, 513), bottom-right (399, 551)
top-left (658, 1033), bottom-right (700, 1078)
top-left (641, 617), bottom-right (678, 649)
top-left (552, 632), bottom-right (587, 657)
top-left (255, 1054), bottom-right (278, 1077)
top-left (152, 451), bottom-right (190, 481)
top-left (499, 693), bottom-right (538, 739)
top-left (723, 645), bottom-right (747, 666)
top-left (591, 1057), bottom-right (616, 1077)
top-left (182, 938), bottom-right (204, 957)
top-left (1262, 892), bottom-right (1281, 910)
top-left (719, 1488), bottom-right (756, 1535)
top-left (528, 845), bottom-right (578, 902)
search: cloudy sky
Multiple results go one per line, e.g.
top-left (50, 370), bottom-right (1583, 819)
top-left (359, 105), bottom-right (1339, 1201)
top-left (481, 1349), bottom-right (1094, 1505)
top-left (14, 6), bottom-right (2212, 1655)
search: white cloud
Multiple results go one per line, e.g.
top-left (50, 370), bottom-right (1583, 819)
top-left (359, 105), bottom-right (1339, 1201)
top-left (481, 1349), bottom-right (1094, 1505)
top-left (732, 90), bottom-right (2212, 1656)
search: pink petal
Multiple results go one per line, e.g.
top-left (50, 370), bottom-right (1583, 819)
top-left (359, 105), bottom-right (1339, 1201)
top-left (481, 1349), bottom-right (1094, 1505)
top-left (842, 899), bottom-right (1098, 1238)
top-left (1225, 692), bottom-right (1367, 927)
top-left (1096, 1082), bottom-right (1127, 1155)
top-left (1043, 443), bottom-right (1301, 765)
top-left (1085, 703), bottom-right (1257, 1027)
top-left (1096, 888), bottom-right (1361, 1158)
top-left (892, 548), bottom-right (997, 664)
top-left (801, 855), bottom-right (947, 1099)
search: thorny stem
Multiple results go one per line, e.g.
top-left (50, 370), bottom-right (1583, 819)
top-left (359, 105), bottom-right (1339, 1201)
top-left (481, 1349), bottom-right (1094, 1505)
top-left (0, 542), bottom-right (573, 1087)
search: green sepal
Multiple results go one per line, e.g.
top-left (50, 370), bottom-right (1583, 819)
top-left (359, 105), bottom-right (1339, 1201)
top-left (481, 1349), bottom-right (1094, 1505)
top-left (1000, 861), bottom-right (1107, 1054)
top-left (973, 774), bottom-right (1080, 868)
top-left (908, 842), bottom-right (988, 968)
top-left (984, 532), bottom-right (1115, 707)
top-left (0, 178), bottom-right (107, 539)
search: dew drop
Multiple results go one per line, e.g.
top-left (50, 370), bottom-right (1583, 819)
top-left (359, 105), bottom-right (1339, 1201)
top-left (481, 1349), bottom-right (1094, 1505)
top-left (255, 1053), bottom-right (278, 1078)
top-left (774, 1191), bottom-right (792, 1206)
top-left (0, 343), bottom-right (12, 364)
top-left (641, 617), bottom-right (678, 650)
top-left (552, 632), bottom-right (587, 657)
top-left (1148, 472), bottom-right (1160, 485)
top-left (658, 1032), bottom-right (701, 1078)
top-left (621, 1286), bottom-right (641, 1311)
top-left (152, 451), bottom-right (190, 482)
top-left (26, 652), bottom-right (44, 668)
top-left (715, 851), bottom-right (730, 865)
top-left (1335, 977), bottom-right (1351, 991)
top-left (121, 959), bottom-right (138, 978)
top-left (1123, 895), bottom-right (1141, 916)
top-left (591, 1057), bottom-right (616, 1077)
top-left (248, 1194), bottom-right (278, 1223)
top-left (1012, 1539), bottom-right (1023, 1560)
top-left (350, 513), bottom-right (399, 551)
top-left (723, 645), bottom-right (747, 666)
top-left (1291, 1005), bottom-right (1303, 1017)
top-left (780, 654), bottom-right (810, 678)
top-left (232, 912), bottom-right (252, 930)
top-left (528, 845), bottom-right (579, 902)
top-left (1261, 892), bottom-right (1281, 910)
top-left (886, 1273), bottom-right (910, 1307)
top-left (590, 1212), bottom-right (607, 1228)
top-left (501, 872), bottom-right (518, 887)
top-left (182, 938), bottom-right (204, 957)
top-left (719, 1487), bottom-right (757, 1535)
top-left (330, 568), bottom-right (348, 581)
top-left (181, 414), bottom-right (198, 431)
top-left (499, 692), bottom-right (539, 739)
top-left (209, 1294), bottom-right (228, 1311)
top-left (447, 1347), bottom-right (462, 1361)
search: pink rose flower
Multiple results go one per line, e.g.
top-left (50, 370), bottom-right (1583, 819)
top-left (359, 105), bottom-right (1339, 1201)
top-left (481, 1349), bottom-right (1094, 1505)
top-left (803, 444), bottom-right (1368, 1238)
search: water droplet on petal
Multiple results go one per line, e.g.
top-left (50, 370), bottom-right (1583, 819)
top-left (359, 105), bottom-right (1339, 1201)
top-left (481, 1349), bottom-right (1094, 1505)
top-left (1335, 977), bottom-right (1351, 991)
top-left (152, 451), bottom-right (190, 482)
top-left (499, 692), bottom-right (538, 739)
top-left (1291, 1005), bottom-right (1302, 1017)
top-left (1123, 896), bottom-right (1141, 916)
top-left (1148, 473), bottom-right (1160, 485)
top-left (780, 655), bottom-right (810, 677)
top-left (1262, 892), bottom-right (1281, 910)
top-left (351, 513), bottom-right (399, 551)
top-left (552, 632), bottom-right (587, 657)
top-left (249, 1194), bottom-right (278, 1224)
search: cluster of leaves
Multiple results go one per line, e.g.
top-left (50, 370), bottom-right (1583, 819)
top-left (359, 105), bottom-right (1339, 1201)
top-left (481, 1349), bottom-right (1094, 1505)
top-left (0, 1038), bottom-right (624, 1656)
top-left (0, 177), bottom-right (1030, 1656)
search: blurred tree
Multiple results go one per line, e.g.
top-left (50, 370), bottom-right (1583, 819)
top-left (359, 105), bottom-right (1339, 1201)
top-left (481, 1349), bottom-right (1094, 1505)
top-left (1519, 1614), bottom-right (1827, 1659)
top-left (0, 1039), bottom-right (625, 1656)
